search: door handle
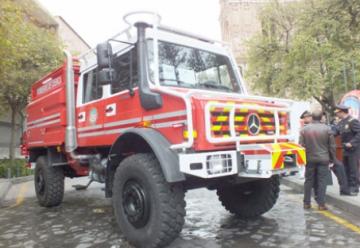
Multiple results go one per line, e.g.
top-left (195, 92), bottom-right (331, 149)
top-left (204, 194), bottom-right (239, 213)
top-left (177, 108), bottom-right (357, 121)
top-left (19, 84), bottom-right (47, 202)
top-left (78, 113), bottom-right (84, 119)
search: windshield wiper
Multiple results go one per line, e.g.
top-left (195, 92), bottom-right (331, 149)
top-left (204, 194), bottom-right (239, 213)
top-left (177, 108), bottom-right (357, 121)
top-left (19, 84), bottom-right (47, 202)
top-left (198, 81), bottom-right (232, 92)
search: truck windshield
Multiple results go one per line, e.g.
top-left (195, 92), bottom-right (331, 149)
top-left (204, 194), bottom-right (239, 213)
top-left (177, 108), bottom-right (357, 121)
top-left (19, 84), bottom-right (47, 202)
top-left (148, 40), bottom-right (241, 93)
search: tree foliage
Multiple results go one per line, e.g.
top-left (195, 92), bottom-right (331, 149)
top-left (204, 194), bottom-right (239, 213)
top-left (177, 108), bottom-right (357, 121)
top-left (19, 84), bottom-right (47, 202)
top-left (0, 0), bottom-right (63, 159)
top-left (246, 0), bottom-right (360, 113)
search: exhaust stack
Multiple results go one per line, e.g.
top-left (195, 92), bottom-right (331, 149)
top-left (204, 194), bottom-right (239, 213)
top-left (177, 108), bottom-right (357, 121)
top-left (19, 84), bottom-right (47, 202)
top-left (63, 50), bottom-right (77, 153)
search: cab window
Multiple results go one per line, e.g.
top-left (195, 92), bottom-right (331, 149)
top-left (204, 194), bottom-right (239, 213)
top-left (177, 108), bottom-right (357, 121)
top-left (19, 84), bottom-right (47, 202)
top-left (83, 69), bottom-right (103, 103)
top-left (111, 48), bottom-right (138, 94)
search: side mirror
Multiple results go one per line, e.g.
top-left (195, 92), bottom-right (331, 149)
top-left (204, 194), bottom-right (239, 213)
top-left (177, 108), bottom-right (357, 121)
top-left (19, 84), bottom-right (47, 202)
top-left (98, 68), bottom-right (116, 85)
top-left (96, 42), bottom-right (113, 69)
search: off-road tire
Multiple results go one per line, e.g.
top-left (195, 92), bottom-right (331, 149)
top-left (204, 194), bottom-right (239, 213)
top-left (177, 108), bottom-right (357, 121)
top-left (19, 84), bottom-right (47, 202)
top-left (217, 175), bottom-right (280, 218)
top-left (112, 153), bottom-right (186, 248)
top-left (34, 156), bottom-right (64, 207)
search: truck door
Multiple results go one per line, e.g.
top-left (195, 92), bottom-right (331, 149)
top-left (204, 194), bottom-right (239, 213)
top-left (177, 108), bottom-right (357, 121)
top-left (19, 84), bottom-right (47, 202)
top-left (76, 67), bottom-right (106, 146)
top-left (76, 46), bottom-right (140, 147)
top-left (101, 46), bottom-right (141, 144)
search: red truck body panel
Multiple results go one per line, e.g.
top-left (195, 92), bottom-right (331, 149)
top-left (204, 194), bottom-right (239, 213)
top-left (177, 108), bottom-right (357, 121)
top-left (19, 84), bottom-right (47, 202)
top-left (76, 89), bottom-right (186, 147)
top-left (25, 61), bottom-right (291, 154)
top-left (26, 61), bottom-right (80, 149)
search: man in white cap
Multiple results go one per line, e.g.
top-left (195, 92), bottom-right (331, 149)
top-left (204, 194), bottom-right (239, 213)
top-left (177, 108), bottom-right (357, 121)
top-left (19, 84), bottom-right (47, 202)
top-left (334, 104), bottom-right (360, 195)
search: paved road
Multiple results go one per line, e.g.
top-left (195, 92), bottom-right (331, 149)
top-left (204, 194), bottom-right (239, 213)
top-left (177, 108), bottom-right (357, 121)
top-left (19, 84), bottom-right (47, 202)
top-left (1, 178), bottom-right (360, 248)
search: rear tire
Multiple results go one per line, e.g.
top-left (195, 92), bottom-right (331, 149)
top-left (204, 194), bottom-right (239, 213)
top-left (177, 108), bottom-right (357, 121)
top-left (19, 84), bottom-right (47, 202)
top-left (217, 176), bottom-right (280, 218)
top-left (34, 156), bottom-right (64, 207)
top-left (112, 153), bottom-right (185, 248)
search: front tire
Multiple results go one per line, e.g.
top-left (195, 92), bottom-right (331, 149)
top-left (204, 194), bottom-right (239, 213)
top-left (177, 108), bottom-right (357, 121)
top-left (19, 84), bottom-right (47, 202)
top-left (112, 153), bottom-right (186, 248)
top-left (217, 176), bottom-right (280, 218)
top-left (34, 156), bottom-right (64, 207)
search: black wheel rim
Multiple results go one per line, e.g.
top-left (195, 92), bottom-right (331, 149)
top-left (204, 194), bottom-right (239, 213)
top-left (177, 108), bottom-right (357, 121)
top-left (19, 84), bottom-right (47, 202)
top-left (122, 179), bottom-right (150, 228)
top-left (36, 169), bottom-right (45, 196)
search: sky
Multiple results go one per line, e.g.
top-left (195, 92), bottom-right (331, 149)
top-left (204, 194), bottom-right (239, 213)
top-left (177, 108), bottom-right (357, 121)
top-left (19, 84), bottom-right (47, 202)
top-left (37, 0), bottom-right (222, 47)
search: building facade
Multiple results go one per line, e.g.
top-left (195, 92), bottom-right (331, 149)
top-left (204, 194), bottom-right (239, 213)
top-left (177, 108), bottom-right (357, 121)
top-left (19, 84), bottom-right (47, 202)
top-left (54, 16), bottom-right (91, 56)
top-left (219, 0), bottom-right (297, 73)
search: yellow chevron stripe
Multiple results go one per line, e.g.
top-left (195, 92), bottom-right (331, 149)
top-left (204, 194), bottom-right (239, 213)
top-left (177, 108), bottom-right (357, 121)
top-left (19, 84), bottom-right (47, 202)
top-left (272, 151), bottom-right (282, 169)
top-left (298, 148), bottom-right (307, 164)
top-left (211, 125), bottom-right (222, 131)
top-left (261, 117), bottom-right (272, 122)
top-left (216, 116), bottom-right (228, 122)
top-left (280, 143), bottom-right (301, 150)
top-left (271, 143), bottom-right (283, 152)
top-left (235, 116), bottom-right (245, 121)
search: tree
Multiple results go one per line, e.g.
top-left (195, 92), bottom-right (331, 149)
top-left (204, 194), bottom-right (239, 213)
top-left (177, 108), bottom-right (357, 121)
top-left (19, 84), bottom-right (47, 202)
top-left (0, 0), bottom-right (63, 160)
top-left (246, 0), bottom-right (360, 116)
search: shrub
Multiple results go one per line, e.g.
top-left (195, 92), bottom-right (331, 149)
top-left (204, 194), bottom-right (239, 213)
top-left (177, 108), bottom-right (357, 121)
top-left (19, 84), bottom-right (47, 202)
top-left (0, 159), bottom-right (33, 178)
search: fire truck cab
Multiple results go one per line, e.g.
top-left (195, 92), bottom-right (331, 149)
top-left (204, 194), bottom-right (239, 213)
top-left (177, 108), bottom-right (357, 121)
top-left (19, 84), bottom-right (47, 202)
top-left (23, 12), bottom-right (306, 248)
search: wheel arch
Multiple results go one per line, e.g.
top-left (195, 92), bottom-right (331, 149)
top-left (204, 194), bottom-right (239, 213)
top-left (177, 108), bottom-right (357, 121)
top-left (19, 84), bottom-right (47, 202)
top-left (105, 128), bottom-right (185, 197)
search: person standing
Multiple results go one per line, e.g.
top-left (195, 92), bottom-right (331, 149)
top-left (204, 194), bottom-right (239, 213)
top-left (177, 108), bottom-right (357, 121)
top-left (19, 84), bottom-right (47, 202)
top-left (300, 110), bottom-right (336, 211)
top-left (334, 105), bottom-right (360, 195)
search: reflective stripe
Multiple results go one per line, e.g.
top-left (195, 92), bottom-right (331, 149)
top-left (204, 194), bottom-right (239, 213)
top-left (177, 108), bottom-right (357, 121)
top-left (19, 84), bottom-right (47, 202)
top-left (151, 120), bottom-right (187, 128)
top-left (27, 113), bottom-right (61, 125)
top-left (78, 127), bottom-right (130, 138)
top-left (103, 117), bottom-right (141, 128)
top-left (28, 141), bottom-right (43, 145)
top-left (26, 119), bottom-right (61, 130)
top-left (78, 110), bottom-right (187, 138)
top-left (78, 111), bottom-right (186, 133)
top-left (143, 110), bottom-right (186, 121)
top-left (78, 124), bottom-right (103, 132)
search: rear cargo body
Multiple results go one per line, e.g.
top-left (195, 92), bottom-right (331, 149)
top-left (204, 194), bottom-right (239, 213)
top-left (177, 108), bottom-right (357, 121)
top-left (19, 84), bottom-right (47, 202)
top-left (26, 62), bottom-right (79, 148)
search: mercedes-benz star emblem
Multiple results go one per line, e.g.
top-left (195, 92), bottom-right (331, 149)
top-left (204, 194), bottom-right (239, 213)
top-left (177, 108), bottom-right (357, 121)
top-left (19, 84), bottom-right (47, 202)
top-left (247, 113), bottom-right (261, 135)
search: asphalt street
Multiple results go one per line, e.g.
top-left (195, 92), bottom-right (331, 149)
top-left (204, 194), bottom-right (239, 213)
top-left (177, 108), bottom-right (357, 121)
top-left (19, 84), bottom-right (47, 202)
top-left (1, 178), bottom-right (360, 248)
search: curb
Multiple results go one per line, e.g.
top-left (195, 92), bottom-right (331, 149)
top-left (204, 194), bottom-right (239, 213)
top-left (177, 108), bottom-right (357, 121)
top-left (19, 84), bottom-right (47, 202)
top-left (10, 175), bottom-right (34, 185)
top-left (0, 175), bottom-right (33, 206)
top-left (282, 178), bottom-right (360, 218)
top-left (0, 181), bottom-right (12, 206)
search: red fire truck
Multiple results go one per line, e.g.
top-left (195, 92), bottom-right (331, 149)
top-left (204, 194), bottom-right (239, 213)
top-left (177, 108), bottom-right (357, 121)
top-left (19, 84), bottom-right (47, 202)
top-left (22, 12), bottom-right (306, 248)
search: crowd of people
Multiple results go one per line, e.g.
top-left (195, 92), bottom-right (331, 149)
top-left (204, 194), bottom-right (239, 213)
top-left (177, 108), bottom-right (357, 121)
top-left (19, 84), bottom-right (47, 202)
top-left (299, 105), bottom-right (360, 211)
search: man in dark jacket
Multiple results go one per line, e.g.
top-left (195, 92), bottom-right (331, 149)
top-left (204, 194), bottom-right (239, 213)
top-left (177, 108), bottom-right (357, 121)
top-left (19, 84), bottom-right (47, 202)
top-left (300, 110), bottom-right (336, 210)
top-left (334, 104), bottom-right (360, 195)
top-left (300, 110), bottom-right (312, 126)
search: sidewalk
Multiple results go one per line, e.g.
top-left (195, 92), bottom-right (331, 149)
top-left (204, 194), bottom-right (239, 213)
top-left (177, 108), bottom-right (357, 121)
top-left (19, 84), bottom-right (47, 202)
top-left (282, 173), bottom-right (360, 218)
top-left (0, 176), bottom-right (34, 206)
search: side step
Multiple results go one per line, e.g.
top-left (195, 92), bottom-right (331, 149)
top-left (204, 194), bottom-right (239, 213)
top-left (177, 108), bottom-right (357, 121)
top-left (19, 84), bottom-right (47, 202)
top-left (72, 179), bottom-right (93, 190)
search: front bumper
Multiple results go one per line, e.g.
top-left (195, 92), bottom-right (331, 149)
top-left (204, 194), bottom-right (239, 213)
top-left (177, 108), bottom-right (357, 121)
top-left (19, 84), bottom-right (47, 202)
top-left (179, 142), bottom-right (306, 179)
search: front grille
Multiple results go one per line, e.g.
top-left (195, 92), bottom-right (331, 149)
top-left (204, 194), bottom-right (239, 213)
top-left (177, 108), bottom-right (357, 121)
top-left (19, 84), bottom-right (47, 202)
top-left (209, 106), bottom-right (289, 139)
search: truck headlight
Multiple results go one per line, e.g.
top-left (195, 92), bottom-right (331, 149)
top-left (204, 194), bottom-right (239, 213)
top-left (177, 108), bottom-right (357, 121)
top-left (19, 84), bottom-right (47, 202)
top-left (206, 154), bottom-right (232, 175)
